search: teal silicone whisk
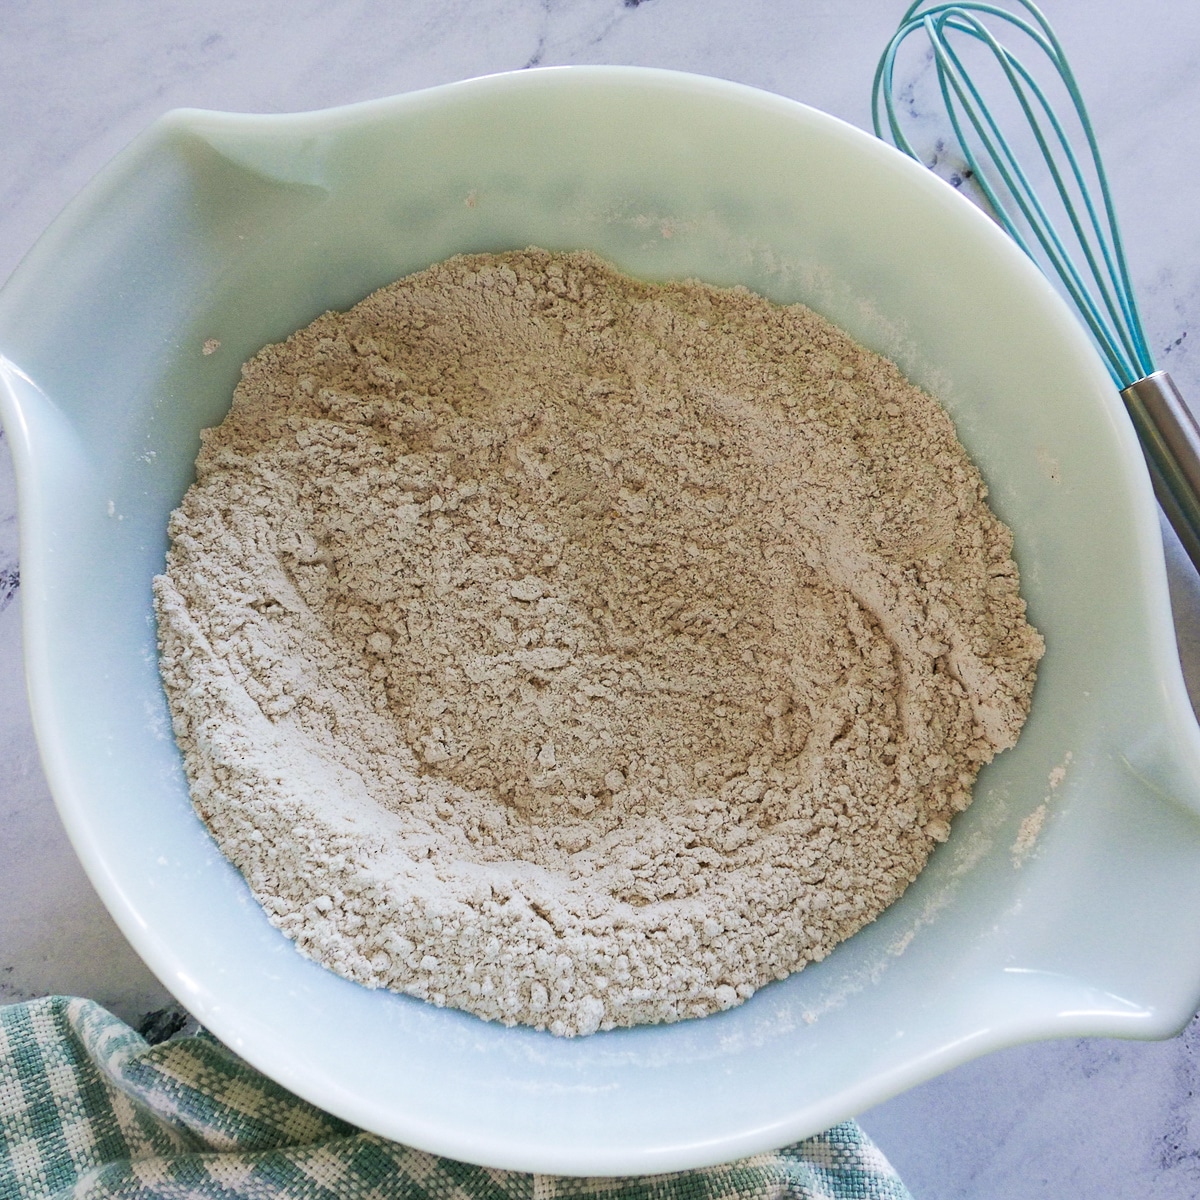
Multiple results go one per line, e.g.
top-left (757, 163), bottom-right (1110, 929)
top-left (873, 0), bottom-right (1200, 569)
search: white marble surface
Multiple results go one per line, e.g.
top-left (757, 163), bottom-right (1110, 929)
top-left (4, 1), bottom-right (1200, 1195)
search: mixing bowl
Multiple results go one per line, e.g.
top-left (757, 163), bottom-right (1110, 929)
top-left (3, 66), bottom-right (1200, 1175)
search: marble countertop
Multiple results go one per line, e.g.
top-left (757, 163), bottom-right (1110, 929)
top-left (5, 2), bottom-right (1200, 1195)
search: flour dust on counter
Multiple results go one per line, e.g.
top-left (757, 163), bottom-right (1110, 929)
top-left (153, 248), bottom-right (1043, 1036)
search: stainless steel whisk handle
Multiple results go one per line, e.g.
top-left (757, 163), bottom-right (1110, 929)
top-left (1120, 371), bottom-right (1200, 571)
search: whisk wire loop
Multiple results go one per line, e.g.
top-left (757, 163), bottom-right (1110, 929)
top-left (871, 0), bottom-right (1155, 388)
top-left (929, 12), bottom-right (1148, 383)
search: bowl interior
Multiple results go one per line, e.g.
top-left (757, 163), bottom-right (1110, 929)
top-left (4, 66), bottom-right (1200, 1174)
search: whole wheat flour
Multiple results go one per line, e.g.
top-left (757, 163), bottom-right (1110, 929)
top-left (154, 249), bottom-right (1043, 1036)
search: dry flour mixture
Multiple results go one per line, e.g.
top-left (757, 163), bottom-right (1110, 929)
top-left (154, 249), bottom-right (1043, 1036)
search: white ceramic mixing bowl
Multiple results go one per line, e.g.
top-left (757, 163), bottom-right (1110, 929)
top-left (3, 66), bottom-right (1200, 1175)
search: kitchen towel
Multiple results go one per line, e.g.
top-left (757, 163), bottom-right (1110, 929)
top-left (0, 996), bottom-right (911, 1200)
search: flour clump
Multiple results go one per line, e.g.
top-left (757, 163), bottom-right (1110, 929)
top-left (153, 249), bottom-right (1043, 1036)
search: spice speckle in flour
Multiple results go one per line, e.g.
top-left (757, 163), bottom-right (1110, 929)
top-left (154, 248), bottom-right (1043, 1036)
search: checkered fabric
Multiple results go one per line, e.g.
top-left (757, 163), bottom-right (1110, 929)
top-left (0, 997), bottom-right (911, 1200)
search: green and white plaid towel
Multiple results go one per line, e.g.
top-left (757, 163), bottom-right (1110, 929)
top-left (0, 997), bottom-right (911, 1200)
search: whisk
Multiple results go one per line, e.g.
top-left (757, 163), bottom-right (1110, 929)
top-left (872, 0), bottom-right (1200, 570)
